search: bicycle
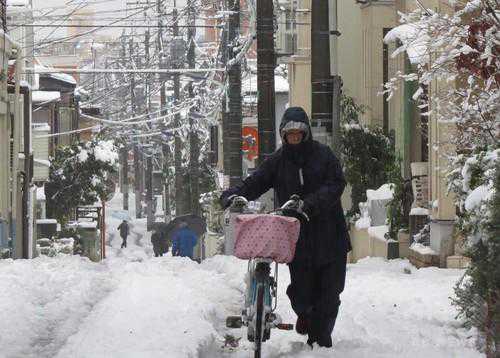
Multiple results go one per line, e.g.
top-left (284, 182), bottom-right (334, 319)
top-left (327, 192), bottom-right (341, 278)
top-left (225, 195), bottom-right (308, 358)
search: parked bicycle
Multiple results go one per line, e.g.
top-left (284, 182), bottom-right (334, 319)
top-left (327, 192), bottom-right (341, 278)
top-left (225, 195), bottom-right (309, 358)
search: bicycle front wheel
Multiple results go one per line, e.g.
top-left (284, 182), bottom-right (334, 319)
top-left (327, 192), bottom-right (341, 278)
top-left (254, 283), bottom-right (265, 358)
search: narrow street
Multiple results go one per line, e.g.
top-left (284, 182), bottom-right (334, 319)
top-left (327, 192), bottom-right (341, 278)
top-left (0, 192), bottom-right (483, 358)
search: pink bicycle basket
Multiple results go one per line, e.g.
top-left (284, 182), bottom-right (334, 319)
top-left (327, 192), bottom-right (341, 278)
top-left (234, 214), bottom-right (301, 263)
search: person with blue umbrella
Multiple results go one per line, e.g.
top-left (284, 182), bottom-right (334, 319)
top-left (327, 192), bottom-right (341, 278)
top-left (171, 222), bottom-right (198, 259)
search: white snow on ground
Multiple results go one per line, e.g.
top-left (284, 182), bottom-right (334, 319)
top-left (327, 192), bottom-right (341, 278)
top-left (0, 192), bottom-right (484, 358)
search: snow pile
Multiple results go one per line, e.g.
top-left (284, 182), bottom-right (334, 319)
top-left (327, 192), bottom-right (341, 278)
top-left (354, 215), bottom-right (371, 230)
top-left (0, 192), bottom-right (483, 358)
top-left (354, 203), bottom-right (371, 230)
top-left (410, 242), bottom-right (437, 255)
top-left (366, 183), bottom-right (394, 201)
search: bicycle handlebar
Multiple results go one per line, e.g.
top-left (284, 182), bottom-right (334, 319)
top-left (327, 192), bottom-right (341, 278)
top-left (229, 195), bottom-right (309, 222)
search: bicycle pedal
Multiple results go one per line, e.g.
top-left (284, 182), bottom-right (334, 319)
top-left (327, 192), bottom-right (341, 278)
top-left (226, 316), bottom-right (243, 328)
top-left (276, 323), bottom-right (294, 330)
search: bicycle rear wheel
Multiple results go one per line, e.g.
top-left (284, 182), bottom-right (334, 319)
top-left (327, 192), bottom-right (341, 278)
top-left (254, 283), bottom-right (265, 358)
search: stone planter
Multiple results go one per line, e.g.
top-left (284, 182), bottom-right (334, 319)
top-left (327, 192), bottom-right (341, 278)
top-left (446, 255), bottom-right (471, 269)
top-left (349, 225), bottom-right (371, 263)
top-left (368, 226), bottom-right (399, 260)
top-left (408, 244), bottom-right (440, 268)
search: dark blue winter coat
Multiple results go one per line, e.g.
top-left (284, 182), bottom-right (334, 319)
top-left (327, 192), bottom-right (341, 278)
top-left (222, 107), bottom-right (351, 266)
top-left (172, 227), bottom-right (198, 258)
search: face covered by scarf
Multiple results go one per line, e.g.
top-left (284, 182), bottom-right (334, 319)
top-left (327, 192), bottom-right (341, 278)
top-left (279, 107), bottom-right (313, 167)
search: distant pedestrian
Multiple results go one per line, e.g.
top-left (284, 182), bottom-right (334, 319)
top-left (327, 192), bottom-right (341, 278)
top-left (151, 228), bottom-right (163, 257)
top-left (160, 230), bottom-right (170, 255)
top-left (117, 220), bottom-right (130, 248)
top-left (171, 222), bottom-right (198, 259)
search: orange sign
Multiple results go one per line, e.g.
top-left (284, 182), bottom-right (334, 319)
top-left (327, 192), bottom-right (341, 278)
top-left (242, 126), bottom-right (259, 161)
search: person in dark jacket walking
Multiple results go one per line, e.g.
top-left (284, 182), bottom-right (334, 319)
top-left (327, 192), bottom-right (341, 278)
top-left (151, 229), bottom-right (163, 257)
top-left (117, 220), bottom-right (130, 248)
top-left (221, 106), bottom-right (351, 348)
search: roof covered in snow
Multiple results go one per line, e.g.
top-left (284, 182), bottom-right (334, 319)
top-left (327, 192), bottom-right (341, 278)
top-left (47, 72), bottom-right (77, 85)
top-left (32, 91), bottom-right (61, 104)
top-left (241, 74), bottom-right (289, 94)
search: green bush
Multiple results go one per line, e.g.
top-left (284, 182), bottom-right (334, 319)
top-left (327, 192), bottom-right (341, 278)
top-left (340, 95), bottom-right (396, 220)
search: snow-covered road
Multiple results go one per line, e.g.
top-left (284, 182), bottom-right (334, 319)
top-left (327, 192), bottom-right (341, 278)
top-left (0, 193), bottom-right (484, 358)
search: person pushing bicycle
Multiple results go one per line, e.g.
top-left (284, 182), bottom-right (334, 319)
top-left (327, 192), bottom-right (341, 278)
top-left (221, 106), bottom-right (351, 349)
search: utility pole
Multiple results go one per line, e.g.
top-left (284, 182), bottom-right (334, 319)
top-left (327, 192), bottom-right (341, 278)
top-left (144, 29), bottom-right (154, 228)
top-left (121, 145), bottom-right (129, 210)
top-left (256, 0), bottom-right (276, 166)
top-left (119, 38), bottom-right (129, 211)
top-left (187, 0), bottom-right (200, 215)
top-left (172, 2), bottom-right (186, 216)
top-left (223, 0), bottom-right (243, 187)
top-left (330, 0), bottom-right (342, 157)
top-left (146, 153), bottom-right (153, 231)
top-left (145, 29), bottom-right (152, 117)
top-left (311, 0), bottom-right (341, 153)
top-left (157, 0), bottom-right (171, 221)
top-left (133, 144), bottom-right (142, 218)
top-left (130, 37), bottom-right (142, 218)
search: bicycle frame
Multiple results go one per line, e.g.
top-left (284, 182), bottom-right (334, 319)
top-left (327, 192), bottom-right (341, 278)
top-left (244, 258), bottom-right (274, 341)
top-left (225, 197), bottom-right (300, 357)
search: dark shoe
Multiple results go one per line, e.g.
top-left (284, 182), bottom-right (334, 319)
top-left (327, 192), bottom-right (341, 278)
top-left (295, 315), bottom-right (309, 335)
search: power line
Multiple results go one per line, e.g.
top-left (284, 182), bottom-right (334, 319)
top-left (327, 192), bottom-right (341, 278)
top-left (14, 23), bottom-right (224, 28)
top-left (27, 67), bottom-right (225, 74)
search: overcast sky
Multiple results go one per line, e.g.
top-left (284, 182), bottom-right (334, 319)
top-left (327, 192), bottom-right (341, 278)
top-left (31, 0), bottom-right (188, 41)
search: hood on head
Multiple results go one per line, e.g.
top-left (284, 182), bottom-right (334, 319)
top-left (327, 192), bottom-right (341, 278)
top-left (279, 107), bottom-right (313, 142)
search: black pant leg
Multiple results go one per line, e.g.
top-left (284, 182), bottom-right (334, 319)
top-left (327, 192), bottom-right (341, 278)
top-left (286, 263), bottom-right (314, 317)
top-left (308, 254), bottom-right (347, 347)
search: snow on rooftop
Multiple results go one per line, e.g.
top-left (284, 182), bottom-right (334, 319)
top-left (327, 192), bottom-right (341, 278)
top-left (77, 221), bottom-right (98, 229)
top-left (34, 159), bottom-right (50, 167)
top-left (48, 72), bottom-right (77, 85)
top-left (36, 219), bottom-right (57, 224)
top-left (241, 74), bottom-right (289, 94)
top-left (32, 123), bottom-right (51, 132)
top-left (7, 0), bottom-right (29, 6)
top-left (32, 91), bottom-right (61, 103)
